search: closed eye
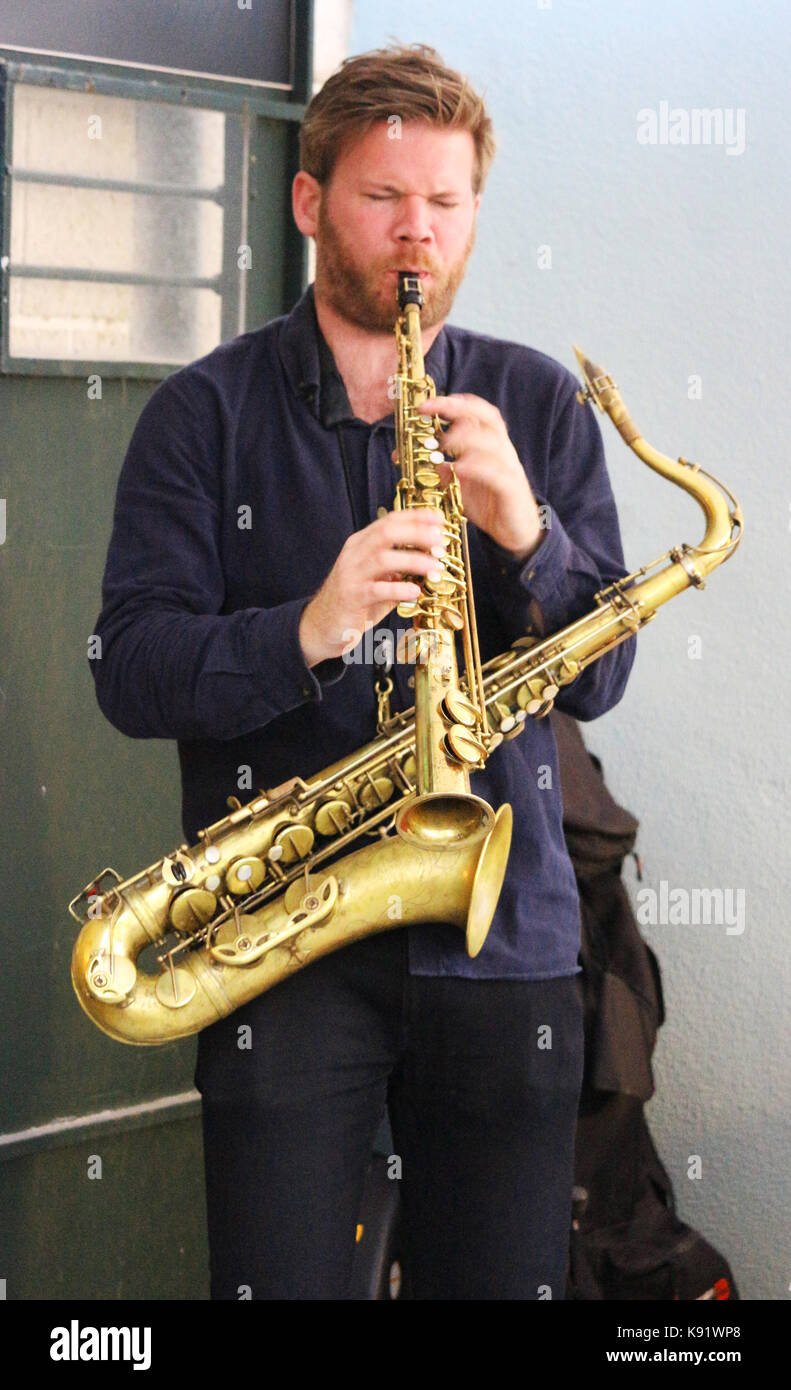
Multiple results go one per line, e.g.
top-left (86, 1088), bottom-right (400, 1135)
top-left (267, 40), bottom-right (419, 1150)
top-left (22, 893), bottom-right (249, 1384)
top-left (364, 194), bottom-right (460, 207)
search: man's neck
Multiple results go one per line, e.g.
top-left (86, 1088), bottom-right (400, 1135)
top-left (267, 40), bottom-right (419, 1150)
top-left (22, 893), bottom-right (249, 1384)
top-left (314, 292), bottom-right (445, 425)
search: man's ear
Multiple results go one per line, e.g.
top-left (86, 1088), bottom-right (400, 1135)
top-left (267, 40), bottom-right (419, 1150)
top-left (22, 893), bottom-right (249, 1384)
top-left (292, 170), bottom-right (322, 237)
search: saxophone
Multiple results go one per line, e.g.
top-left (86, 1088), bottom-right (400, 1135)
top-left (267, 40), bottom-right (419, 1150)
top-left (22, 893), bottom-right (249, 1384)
top-left (69, 292), bottom-right (742, 1045)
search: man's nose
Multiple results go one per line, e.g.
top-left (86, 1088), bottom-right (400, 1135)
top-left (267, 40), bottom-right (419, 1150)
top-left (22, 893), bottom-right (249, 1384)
top-left (393, 195), bottom-right (433, 242)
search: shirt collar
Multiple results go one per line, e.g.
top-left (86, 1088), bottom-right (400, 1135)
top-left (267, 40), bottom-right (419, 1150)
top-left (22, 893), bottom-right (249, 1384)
top-left (278, 281), bottom-right (450, 428)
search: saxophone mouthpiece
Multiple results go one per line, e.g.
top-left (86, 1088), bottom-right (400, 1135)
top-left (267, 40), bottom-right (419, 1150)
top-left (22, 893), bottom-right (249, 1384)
top-left (573, 345), bottom-right (613, 410)
top-left (398, 272), bottom-right (423, 310)
top-left (574, 344), bottom-right (641, 446)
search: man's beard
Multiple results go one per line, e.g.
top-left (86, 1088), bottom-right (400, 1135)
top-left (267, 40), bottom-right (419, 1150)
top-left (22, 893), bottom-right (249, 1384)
top-left (314, 197), bottom-right (476, 332)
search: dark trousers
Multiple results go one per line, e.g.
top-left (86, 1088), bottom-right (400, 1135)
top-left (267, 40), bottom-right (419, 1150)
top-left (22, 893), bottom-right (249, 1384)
top-left (194, 930), bottom-right (583, 1300)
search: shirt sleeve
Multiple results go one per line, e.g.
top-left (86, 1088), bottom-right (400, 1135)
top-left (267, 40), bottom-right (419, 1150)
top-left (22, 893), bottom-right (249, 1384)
top-left (478, 375), bottom-right (636, 721)
top-left (90, 371), bottom-right (346, 742)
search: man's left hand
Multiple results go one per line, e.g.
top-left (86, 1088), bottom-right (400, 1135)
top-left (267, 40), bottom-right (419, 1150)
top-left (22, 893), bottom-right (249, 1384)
top-left (417, 394), bottom-right (544, 562)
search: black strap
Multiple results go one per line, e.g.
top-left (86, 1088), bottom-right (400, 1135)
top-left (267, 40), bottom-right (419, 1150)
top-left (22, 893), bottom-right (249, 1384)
top-left (335, 425), bottom-right (394, 699)
top-left (335, 424), bottom-right (362, 533)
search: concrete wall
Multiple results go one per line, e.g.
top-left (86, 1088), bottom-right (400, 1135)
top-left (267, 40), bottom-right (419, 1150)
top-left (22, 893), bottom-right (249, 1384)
top-left (344, 0), bottom-right (790, 1299)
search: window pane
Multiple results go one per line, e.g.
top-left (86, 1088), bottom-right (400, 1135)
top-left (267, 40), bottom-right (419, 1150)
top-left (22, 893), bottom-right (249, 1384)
top-left (7, 82), bottom-right (235, 365)
top-left (10, 184), bottom-right (224, 278)
top-left (9, 278), bottom-right (221, 363)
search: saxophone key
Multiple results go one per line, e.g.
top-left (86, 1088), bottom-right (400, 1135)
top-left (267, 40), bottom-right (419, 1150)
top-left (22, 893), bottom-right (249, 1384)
top-left (155, 967), bottom-right (197, 1010)
top-left (395, 629), bottom-right (415, 663)
top-left (169, 886), bottom-right (218, 933)
top-left (87, 951), bottom-right (136, 1003)
top-left (282, 875), bottom-right (340, 928)
top-left (442, 689), bottom-right (479, 728)
top-left (162, 851), bottom-right (194, 886)
top-left (359, 774), bottom-right (395, 810)
top-left (492, 699), bottom-right (515, 732)
top-left (269, 824), bottom-right (315, 862)
top-left (314, 800), bottom-right (353, 837)
top-left (444, 724), bottom-right (487, 766)
top-left (523, 683), bottom-right (558, 714)
top-left (401, 752), bottom-right (417, 783)
top-left (530, 699), bottom-right (554, 719)
top-left (226, 855), bottom-right (268, 893)
top-left (403, 630), bottom-right (437, 665)
top-left (440, 605), bottom-right (465, 631)
top-left (502, 709), bottom-right (527, 740)
top-left (517, 676), bottom-right (554, 712)
top-left (283, 880), bottom-right (304, 913)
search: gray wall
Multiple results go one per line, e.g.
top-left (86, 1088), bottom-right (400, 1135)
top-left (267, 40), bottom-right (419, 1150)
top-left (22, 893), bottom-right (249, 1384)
top-left (350, 0), bottom-right (790, 1299)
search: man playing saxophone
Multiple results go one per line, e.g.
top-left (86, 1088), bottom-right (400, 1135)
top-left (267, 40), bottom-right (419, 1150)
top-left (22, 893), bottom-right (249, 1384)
top-left (91, 44), bottom-right (636, 1299)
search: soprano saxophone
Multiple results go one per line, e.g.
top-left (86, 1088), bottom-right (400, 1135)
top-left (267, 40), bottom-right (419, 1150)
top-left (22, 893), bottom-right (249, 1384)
top-left (69, 288), bottom-right (742, 1044)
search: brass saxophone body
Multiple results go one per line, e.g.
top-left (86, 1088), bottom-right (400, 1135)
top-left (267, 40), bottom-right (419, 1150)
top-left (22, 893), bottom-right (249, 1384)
top-left (69, 312), bottom-right (742, 1046)
top-left (390, 273), bottom-right (503, 856)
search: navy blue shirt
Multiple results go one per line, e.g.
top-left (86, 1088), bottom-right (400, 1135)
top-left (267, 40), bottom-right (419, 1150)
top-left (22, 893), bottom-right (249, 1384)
top-left (91, 284), bottom-right (635, 980)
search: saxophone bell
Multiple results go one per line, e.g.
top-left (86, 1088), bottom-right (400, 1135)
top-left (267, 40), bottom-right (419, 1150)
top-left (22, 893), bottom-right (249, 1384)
top-left (395, 792), bottom-right (495, 849)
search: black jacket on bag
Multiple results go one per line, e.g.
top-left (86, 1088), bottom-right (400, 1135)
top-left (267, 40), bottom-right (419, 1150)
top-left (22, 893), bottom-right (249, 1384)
top-left (552, 711), bottom-right (738, 1301)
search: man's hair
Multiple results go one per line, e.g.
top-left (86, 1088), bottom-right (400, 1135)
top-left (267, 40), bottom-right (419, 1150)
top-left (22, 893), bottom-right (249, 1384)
top-left (299, 43), bottom-right (496, 195)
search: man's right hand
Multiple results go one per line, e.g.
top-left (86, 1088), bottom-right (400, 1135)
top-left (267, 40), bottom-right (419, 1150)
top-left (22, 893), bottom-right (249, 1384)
top-left (299, 508), bottom-right (448, 666)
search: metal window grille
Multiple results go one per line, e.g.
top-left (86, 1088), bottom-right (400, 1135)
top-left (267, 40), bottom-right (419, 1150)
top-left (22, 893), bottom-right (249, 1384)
top-left (0, 60), bottom-right (250, 377)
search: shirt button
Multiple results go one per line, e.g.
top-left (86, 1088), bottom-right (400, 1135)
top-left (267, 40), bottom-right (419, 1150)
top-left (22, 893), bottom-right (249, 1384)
top-left (301, 684), bottom-right (312, 698)
top-left (527, 569), bottom-right (536, 581)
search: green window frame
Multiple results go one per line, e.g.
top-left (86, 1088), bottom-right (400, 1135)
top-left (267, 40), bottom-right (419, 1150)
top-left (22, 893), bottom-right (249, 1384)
top-left (0, 11), bottom-right (311, 378)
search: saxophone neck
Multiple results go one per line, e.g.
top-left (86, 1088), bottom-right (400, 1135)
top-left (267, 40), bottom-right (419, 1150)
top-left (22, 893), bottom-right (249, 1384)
top-left (574, 345), bottom-right (743, 580)
top-left (395, 279), bottom-right (428, 396)
top-left (574, 347), bottom-right (641, 447)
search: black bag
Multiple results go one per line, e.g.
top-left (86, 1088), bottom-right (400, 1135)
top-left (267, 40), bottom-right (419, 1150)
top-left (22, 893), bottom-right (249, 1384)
top-left (569, 1094), bottom-right (738, 1301)
top-left (552, 711), bottom-right (739, 1301)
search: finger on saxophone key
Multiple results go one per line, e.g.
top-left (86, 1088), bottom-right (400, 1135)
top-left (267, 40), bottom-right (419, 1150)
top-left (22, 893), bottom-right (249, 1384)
top-left (380, 508), bottom-right (446, 552)
top-left (377, 545), bottom-right (444, 581)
